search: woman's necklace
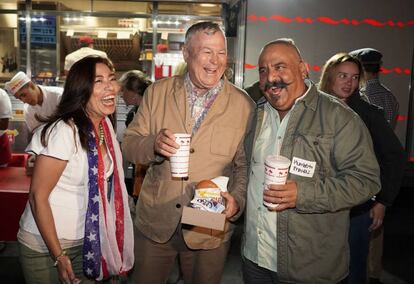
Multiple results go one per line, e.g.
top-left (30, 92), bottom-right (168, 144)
top-left (98, 123), bottom-right (105, 146)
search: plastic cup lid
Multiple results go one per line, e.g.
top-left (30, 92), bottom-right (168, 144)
top-left (265, 155), bottom-right (291, 167)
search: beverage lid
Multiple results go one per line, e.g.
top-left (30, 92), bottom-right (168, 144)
top-left (265, 155), bottom-right (291, 168)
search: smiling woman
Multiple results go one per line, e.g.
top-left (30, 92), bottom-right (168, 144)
top-left (318, 53), bottom-right (406, 284)
top-left (17, 56), bottom-right (134, 284)
top-left (86, 62), bottom-right (119, 129)
top-left (318, 52), bottom-right (365, 102)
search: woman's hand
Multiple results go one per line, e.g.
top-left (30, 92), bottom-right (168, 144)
top-left (29, 155), bottom-right (73, 283)
top-left (369, 202), bottom-right (386, 231)
top-left (56, 255), bottom-right (79, 284)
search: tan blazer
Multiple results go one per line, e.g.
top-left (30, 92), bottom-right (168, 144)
top-left (122, 75), bottom-right (254, 249)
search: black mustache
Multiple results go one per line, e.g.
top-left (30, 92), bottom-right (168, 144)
top-left (264, 80), bottom-right (290, 92)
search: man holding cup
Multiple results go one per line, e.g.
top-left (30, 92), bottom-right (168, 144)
top-left (122, 22), bottom-right (254, 283)
top-left (242, 38), bottom-right (381, 284)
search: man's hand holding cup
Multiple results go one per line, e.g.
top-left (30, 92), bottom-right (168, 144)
top-left (264, 180), bottom-right (298, 212)
top-left (154, 128), bottom-right (179, 157)
top-left (155, 130), bottom-right (192, 178)
top-left (263, 155), bottom-right (294, 211)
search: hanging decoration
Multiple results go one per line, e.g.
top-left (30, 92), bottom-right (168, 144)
top-left (247, 15), bottom-right (414, 28)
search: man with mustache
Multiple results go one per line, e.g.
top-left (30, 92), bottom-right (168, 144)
top-left (242, 38), bottom-right (381, 283)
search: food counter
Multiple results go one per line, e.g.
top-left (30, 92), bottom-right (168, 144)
top-left (0, 165), bottom-right (30, 241)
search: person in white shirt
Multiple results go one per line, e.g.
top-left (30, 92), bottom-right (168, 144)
top-left (64, 35), bottom-right (108, 73)
top-left (18, 56), bottom-right (133, 284)
top-left (0, 88), bottom-right (12, 166)
top-left (5, 71), bottom-right (63, 132)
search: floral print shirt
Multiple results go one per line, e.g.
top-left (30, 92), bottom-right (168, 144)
top-left (184, 73), bottom-right (223, 134)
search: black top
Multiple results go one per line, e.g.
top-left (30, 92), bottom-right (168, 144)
top-left (244, 81), bottom-right (263, 103)
top-left (347, 92), bottom-right (407, 207)
top-left (125, 106), bottom-right (139, 127)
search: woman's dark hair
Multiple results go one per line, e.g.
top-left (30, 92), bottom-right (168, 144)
top-left (39, 56), bottom-right (115, 150)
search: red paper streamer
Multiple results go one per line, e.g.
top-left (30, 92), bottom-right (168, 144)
top-left (248, 15), bottom-right (414, 28)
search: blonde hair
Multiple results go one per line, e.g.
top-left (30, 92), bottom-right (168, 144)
top-left (319, 52), bottom-right (366, 94)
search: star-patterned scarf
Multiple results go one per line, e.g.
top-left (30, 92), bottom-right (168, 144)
top-left (83, 117), bottom-right (134, 280)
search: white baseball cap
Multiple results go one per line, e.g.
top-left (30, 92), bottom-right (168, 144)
top-left (5, 71), bottom-right (31, 96)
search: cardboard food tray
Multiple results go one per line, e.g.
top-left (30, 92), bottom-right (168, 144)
top-left (181, 206), bottom-right (226, 231)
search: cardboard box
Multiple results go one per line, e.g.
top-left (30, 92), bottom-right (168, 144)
top-left (181, 206), bottom-right (226, 231)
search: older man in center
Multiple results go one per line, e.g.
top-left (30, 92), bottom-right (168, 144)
top-left (242, 38), bottom-right (380, 284)
top-left (122, 22), bottom-right (254, 283)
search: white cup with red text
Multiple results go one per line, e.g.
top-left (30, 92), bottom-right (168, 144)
top-left (170, 133), bottom-right (191, 178)
top-left (264, 155), bottom-right (291, 208)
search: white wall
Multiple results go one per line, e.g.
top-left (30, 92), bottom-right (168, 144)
top-left (244, 0), bottom-right (414, 147)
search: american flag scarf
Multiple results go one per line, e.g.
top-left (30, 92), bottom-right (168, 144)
top-left (83, 117), bottom-right (134, 280)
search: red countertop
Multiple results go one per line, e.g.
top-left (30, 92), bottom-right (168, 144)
top-left (0, 167), bottom-right (31, 241)
top-left (0, 167), bottom-right (31, 193)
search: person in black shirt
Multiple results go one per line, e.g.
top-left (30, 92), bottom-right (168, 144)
top-left (319, 53), bottom-right (406, 284)
top-left (119, 70), bottom-right (151, 198)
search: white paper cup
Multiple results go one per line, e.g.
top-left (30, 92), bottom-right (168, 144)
top-left (263, 155), bottom-right (291, 208)
top-left (170, 133), bottom-right (191, 178)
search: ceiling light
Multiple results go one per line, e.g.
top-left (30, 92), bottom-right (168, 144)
top-left (200, 4), bottom-right (216, 8)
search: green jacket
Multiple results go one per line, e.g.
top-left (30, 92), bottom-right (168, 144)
top-left (245, 83), bottom-right (380, 283)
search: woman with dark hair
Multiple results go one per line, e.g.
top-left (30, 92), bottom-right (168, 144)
top-left (319, 53), bottom-right (405, 284)
top-left (18, 56), bottom-right (134, 284)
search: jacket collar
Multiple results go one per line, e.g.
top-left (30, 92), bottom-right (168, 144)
top-left (170, 75), bottom-right (190, 133)
top-left (297, 80), bottom-right (318, 112)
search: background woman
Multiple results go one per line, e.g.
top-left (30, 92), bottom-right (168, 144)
top-left (119, 70), bottom-right (151, 199)
top-left (118, 70), bottom-right (151, 127)
top-left (318, 53), bottom-right (405, 284)
top-left (18, 56), bottom-right (134, 284)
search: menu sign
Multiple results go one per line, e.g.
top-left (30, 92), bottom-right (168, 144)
top-left (19, 16), bottom-right (56, 48)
